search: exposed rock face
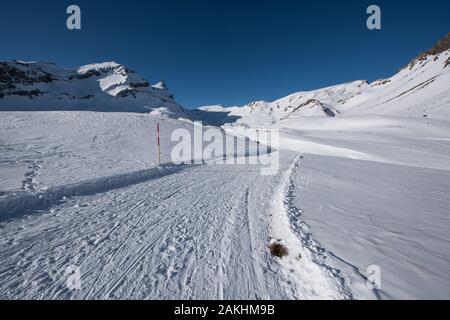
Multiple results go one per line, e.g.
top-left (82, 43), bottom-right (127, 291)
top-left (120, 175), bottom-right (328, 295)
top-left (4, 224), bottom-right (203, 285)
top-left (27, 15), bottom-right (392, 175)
top-left (423, 32), bottom-right (450, 56)
top-left (408, 32), bottom-right (450, 69)
top-left (0, 62), bottom-right (54, 97)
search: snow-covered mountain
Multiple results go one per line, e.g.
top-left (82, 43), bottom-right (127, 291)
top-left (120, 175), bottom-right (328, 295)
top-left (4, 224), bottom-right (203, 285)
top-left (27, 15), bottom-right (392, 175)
top-left (201, 33), bottom-right (450, 126)
top-left (2, 34), bottom-right (450, 301)
top-left (0, 61), bottom-right (183, 114)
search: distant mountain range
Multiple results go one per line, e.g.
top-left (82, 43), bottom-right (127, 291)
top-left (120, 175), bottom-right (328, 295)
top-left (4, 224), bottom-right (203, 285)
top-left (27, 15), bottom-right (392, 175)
top-left (1, 33), bottom-right (449, 124)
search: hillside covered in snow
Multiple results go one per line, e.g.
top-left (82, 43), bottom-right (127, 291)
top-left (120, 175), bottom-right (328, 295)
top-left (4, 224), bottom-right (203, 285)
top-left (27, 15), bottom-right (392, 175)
top-left (200, 33), bottom-right (450, 126)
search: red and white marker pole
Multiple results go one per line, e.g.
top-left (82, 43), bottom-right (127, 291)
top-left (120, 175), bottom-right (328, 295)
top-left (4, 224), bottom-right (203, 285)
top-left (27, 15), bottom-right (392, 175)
top-left (156, 123), bottom-right (161, 165)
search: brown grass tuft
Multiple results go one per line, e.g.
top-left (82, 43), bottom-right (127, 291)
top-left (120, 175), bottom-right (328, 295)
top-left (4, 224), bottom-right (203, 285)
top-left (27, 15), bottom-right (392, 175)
top-left (269, 243), bottom-right (289, 258)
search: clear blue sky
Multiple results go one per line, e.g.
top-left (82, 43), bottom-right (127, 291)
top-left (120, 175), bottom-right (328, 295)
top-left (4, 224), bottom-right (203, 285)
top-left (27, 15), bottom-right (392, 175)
top-left (1, 0), bottom-right (449, 108)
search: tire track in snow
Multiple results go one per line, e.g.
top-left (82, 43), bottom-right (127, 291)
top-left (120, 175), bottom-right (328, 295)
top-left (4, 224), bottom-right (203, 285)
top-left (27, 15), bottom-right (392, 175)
top-left (0, 159), bottom-right (298, 299)
top-left (84, 169), bottom-right (248, 299)
top-left (0, 167), bottom-right (206, 299)
top-left (216, 186), bottom-right (248, 299)
top-left (76, 197), bottom-right (159, 299)
top-left (219, 187), bottom-right (269, 299)
top-left (126, 172), bottom-right (249, 299)
top-left (77, 173), bottom-right (208, 299)
top-left (95, 196), bottom-right (203, 299)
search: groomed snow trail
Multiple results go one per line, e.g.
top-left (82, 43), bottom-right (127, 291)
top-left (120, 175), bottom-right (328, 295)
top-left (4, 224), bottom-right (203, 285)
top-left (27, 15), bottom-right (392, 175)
top-left (0, 156), bottom-right (345, 299)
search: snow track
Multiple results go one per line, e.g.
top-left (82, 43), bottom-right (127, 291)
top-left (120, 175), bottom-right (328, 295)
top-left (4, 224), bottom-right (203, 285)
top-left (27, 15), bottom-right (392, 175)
top-left (269, 155), bottom-right (348, 299)
top-left (1, 158), bottom-right (340, 299)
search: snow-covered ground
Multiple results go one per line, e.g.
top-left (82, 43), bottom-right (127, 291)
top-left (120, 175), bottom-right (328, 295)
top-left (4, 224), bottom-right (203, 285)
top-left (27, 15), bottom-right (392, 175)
top-left (297, 154), bottom-right (450, 299)
top-left (0, 111), bottom-right (186, 194)
top-left (1, 110), bottom-right (449, 299)
top-left (1, 35), bottom-right (450, 300)
top-left (0, 111), bottom-right (352, 300)
top-left (279, 118), bottom-right (450, 299)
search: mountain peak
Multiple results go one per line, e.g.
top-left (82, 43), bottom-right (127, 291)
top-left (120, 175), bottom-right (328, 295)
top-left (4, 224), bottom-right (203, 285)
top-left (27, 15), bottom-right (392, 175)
top-left (77, 61), bottom-right (122, 74)
top-left (153, 81), bottom-right (169, 91)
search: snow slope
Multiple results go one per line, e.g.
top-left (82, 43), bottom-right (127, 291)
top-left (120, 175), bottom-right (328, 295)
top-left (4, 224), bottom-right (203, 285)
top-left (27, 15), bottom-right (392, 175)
top-left (200, 34), bottom-right (450, 125)
top-left (295, 154), bottom-right (450, 299)
top-left (1, 110), bottom-right (449, 299)
top-left (0, 61), bottom-right (183, 114)
top-left (0, 111), bottom-right (355, 300)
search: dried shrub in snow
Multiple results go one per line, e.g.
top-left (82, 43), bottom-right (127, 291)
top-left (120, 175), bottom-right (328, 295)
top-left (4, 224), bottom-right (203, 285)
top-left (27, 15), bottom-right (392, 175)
top-left (269, 243), bottom-right (289, 258)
